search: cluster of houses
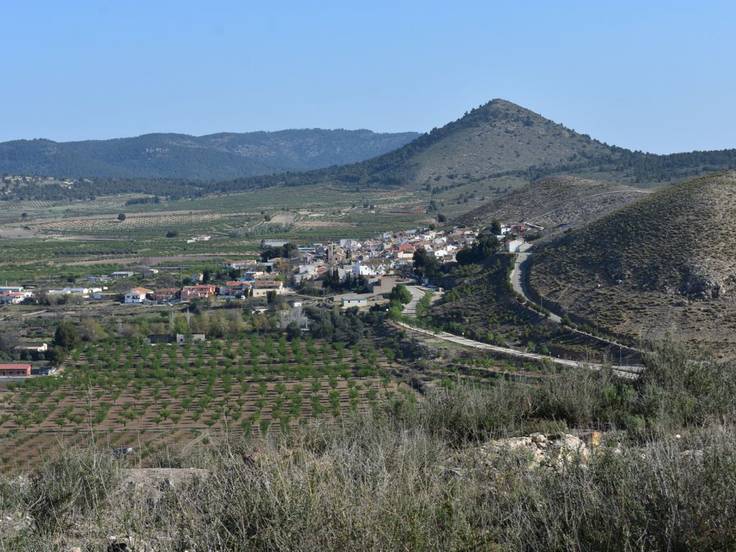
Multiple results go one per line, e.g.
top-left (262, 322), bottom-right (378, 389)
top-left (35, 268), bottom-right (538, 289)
top-left (288, 226), bottom-right (493, 286)
top-left (118, 224), bottom-right (538, 305)
top-left (0, 223), bottom-right (537, 311)
top-left (123, 268), bottom-right (287, 305)
top-left (0, 286), bottom-right (34, 305)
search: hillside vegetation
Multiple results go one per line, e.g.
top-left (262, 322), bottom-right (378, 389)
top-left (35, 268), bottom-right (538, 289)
top-left (221, 99), bottom-right (736, 194)
top-left (459, 175), bottom-right (650, 234)
top-left (0, 129), bottom-right (419, 180)
top-left (4, 342), bottom-right (736, 550)
top-left (529, 172), bottom-right (736, 356)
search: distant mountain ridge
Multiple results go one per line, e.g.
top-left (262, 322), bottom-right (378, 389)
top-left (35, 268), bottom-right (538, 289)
top-left (3, 98), bottom-right (736, 200)
top-left (223, 99), bottom-right (736, 192)
top-left (0, 129), bottom-right (420, 180)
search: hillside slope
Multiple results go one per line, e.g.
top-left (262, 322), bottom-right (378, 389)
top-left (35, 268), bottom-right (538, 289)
top-left (528, 172), bottom-right (736, 356)
top-left (223, 99), bottom-right (736, 194)
top-left (0, 129), bottom-right (419, 180)
top-left (458, 176), bottom-right (650, 233)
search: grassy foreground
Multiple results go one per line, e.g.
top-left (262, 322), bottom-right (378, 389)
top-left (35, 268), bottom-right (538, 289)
top-left (3, 343), bottom-right (736, 550)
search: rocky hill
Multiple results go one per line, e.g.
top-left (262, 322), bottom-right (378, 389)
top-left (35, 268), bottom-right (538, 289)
top-left (223, 99), bottom-right (736, 193)
top-left (458, 176), bottom-right (650, 234)
top-left (528, 172), bottom-right (736, 356)
top-left (0, 129), bottom-right (419, 180)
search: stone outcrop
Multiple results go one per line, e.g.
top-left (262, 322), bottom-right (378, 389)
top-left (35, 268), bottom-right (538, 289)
top-left (478, 432), bottom-right (589, 470)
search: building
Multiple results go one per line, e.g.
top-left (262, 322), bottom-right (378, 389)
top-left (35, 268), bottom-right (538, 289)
top-left (0, 286), bottom-right (24, 293)
top-left (152, 288), bottom-right (178, 303)
top-left (138, 267), bottom-right (159, 278)
top-left (181, 284), bottom-right (217, 301)
top-left (341, 294), bottom-right (370, 309)
top-left (124, 287), bottom-right (153, 304)
top-left (219, 281), bottom-right (248, 298)
top-left (14, 343), bottom-right (48, 354)
top-left (227, 260), bottom-right (258, 270)
top-left (251, 280), bottom-right (285, 298)
top-left (176, 333), bottom-right (206, 344)
top-left (47, 287), bottom-right (94, 298)
top-left (507, 239), bottom-right (524, 253)
top-left (111, 271), bottom-right (136, 279)
top-left (396, 243), bottom-right (416, 260)
top-left (261, 239), bottom-right (289, 249)
top-left (0, 364), bottom-right (32, 377)
top-left (0, 290), bottom-right (32, 304)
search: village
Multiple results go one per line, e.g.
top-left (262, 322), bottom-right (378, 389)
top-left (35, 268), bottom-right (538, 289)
top-left (0, 221), bottom-right (537, 379)
top-left (1, 222), bottom-right (535, 305)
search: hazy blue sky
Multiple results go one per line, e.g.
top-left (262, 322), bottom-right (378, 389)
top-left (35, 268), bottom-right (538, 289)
top-left (1, 1), bottom-right (734, 153)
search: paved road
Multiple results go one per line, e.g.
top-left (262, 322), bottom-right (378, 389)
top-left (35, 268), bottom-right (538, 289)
top-left (510, 243), bottom-right (562, 323)
top-left (395, 321), bottom-right (643, 379)
top-left (510, 243), bottom-right (641, 353)
top-left (403, 285), bottom-right (431, 316)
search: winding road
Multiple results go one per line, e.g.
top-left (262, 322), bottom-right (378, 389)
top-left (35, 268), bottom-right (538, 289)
top-left (510, 243), bottom-right (641, 354)
top-left (395, 321), bottom-right (643, 380)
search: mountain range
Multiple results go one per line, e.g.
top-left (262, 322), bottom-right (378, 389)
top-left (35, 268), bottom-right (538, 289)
top-left (2, 99), bottom-right (736, 201)
top-left (225, 99), bottom-right (736, 193)
top-left (0, 129), bottom-right (420, 180)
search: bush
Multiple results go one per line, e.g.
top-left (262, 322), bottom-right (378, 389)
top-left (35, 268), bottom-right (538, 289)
top-left (26, 449), bottom-right (119, 535)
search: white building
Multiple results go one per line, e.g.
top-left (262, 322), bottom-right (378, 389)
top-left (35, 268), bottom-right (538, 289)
top-left (341, 294), bottom-right (370, 309)
top-left (507, 239), bottom-right (524, 253)
top-left (124, 287), bottom-right (152, 304)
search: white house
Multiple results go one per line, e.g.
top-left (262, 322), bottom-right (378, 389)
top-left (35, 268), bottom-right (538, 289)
top-left (507, 239), bottom-right (524, 253)
top-left (124, 287), bottom-right (152, 304)
top-left (341, 294), bottom-right (370, 309)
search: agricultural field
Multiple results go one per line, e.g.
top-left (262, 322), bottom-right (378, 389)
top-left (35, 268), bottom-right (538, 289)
top-left (0, 335), bottom-right (413, 470)
top-left (0, 184), bottom-right (436, 283)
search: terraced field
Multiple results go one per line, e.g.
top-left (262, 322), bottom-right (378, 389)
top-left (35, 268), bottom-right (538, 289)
top-left (0, 336), bottom-right (413, 470)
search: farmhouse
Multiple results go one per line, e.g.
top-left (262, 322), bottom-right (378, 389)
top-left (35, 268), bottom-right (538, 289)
top-left (0, 364), bottom-right (32, 377)
top-left (181, 284), bottom-right (217, 301)
top-left (124, 287), bottom-right (153, 304)
top-left (250, 280), bottom-right (285, 298)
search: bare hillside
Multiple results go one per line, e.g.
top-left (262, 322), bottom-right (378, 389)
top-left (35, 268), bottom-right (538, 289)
top-left (529, 172), bottom-right (736, 356)
top-left (459, 176), bottom-right (650, 233)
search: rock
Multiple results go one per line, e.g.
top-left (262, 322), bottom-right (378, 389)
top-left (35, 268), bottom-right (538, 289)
top-left (479, 433), bottom-right (589, 471)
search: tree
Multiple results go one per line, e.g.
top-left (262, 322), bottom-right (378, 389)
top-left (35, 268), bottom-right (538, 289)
top-left (53, 321), bottom-right (80, 350)
top-left (413, 248), bottom-right (440, 280)
top-left (437, 213), bottom-right (447, 223)
top-left (489, 220), bottom-right (502, 235)
top-left (456, 234), bottom-right (500, 265)
top-left (389, 284), bottom-right (412, 305)
top-left (117, 213), bottom-right (127, 222)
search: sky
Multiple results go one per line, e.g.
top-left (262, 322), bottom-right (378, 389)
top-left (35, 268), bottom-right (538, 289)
top-left (1, 0), bottom-right (734, 153)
